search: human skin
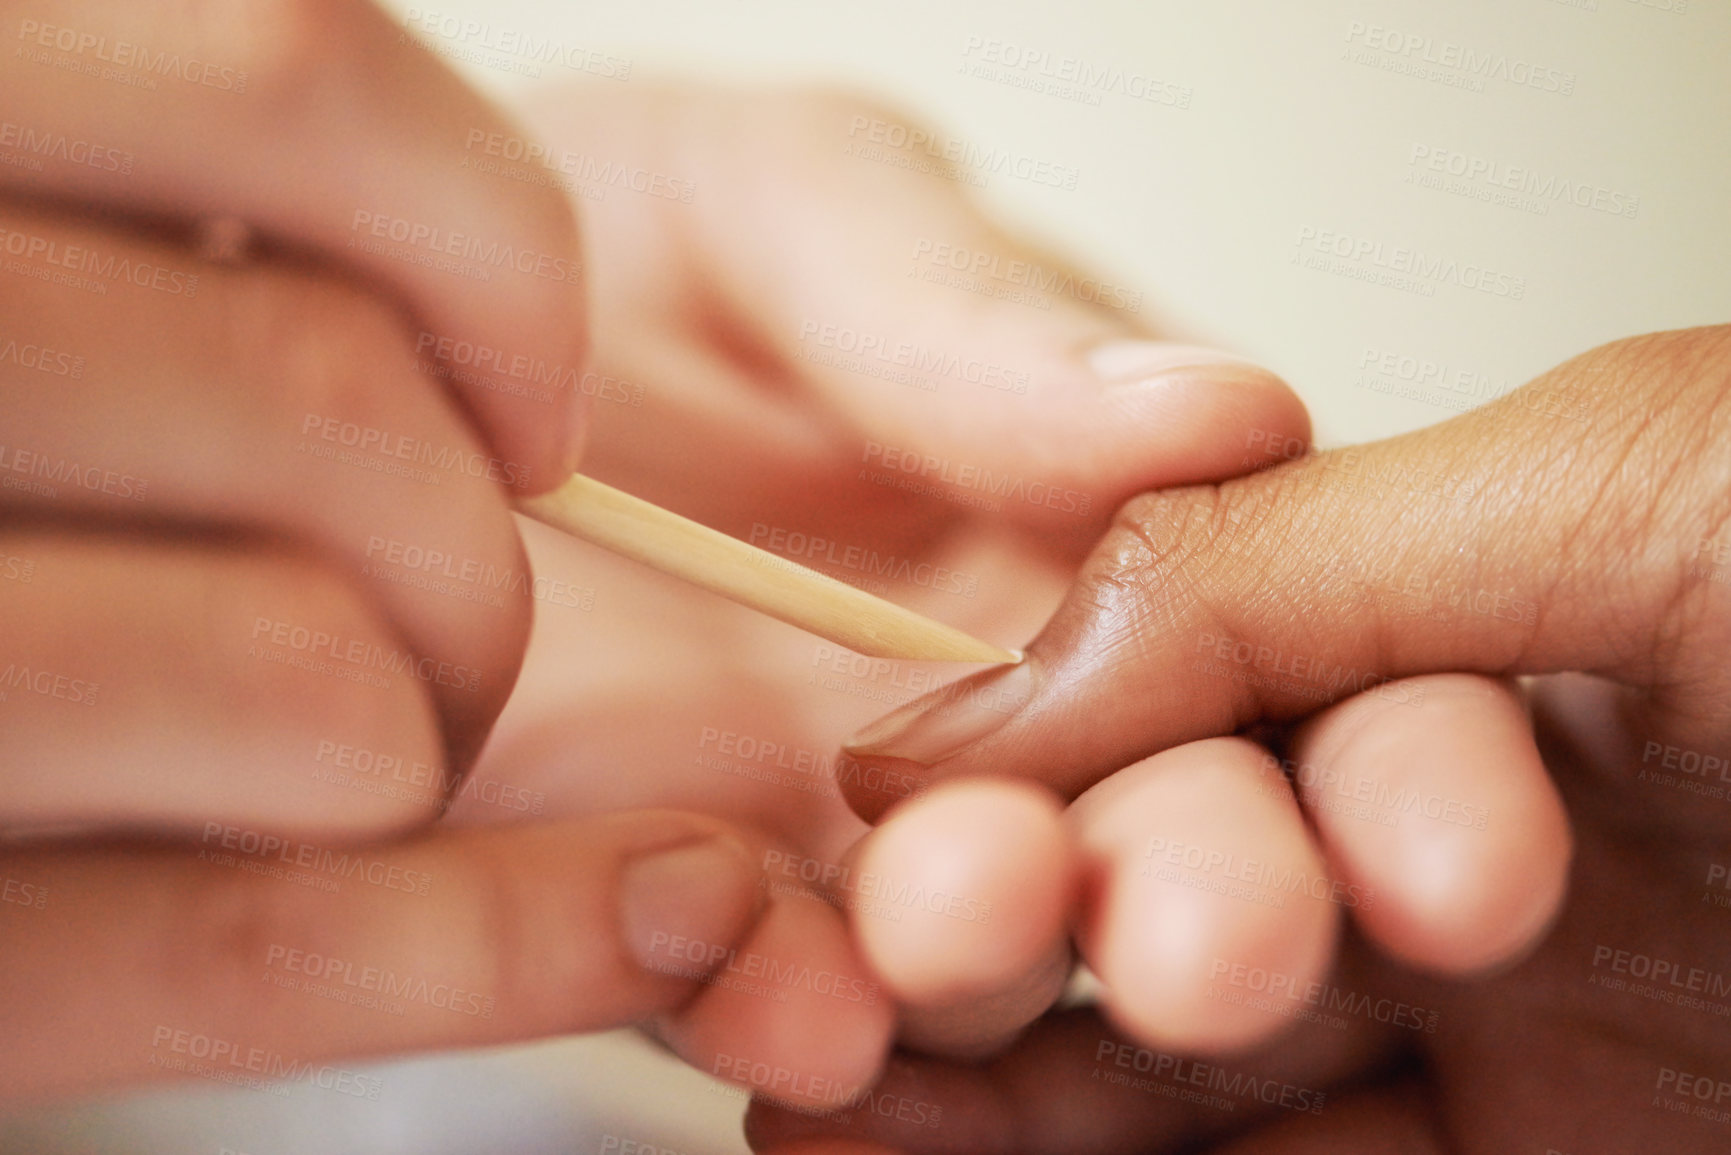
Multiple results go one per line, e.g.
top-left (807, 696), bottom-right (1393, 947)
top-left (440, 84), bottom-right (1317, 1106)
top-left (747, 328), bottom-right (1731, 1153)
top-left (8, 8), bottom-right (1707, 1145)
top-left (0, 0), bottom-right (1308, 1106)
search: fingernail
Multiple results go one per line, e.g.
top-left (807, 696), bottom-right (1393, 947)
top-left (844, 660), bottom-right (1035, 765)
top-left (1087, 340), bottom-right (1262, 389)
top-left (620, 836), bottom-right (761, 973)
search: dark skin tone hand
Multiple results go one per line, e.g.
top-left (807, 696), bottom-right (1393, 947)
top-left (748, 327), bottom-right (1731, 1155)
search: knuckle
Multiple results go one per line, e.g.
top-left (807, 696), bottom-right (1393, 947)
top-left (174, 855), bottom-right (306, 1003)
top-left (272, 274), bottom-right (408, 390)
top-left (219, 268), bottom-right (422, 437)
top-left (1079, 484), bottom-right (1289, 679)
top-left (1095, 487), bottom-right (1230, 598)
top-left (1052, 488), bottom-right (1234, 668)
top-left (214, 545), bottom-right (444, 816)
top-left (456, 832), bottom-right (605, 1027)
top-left (210, 269), bottom-right (531, 758)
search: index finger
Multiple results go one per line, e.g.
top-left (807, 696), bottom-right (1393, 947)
top-left (0, 0), bottom-right (587, 486)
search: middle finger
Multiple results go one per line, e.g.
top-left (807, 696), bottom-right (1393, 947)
top-left (0, 200), bottom-right (531, 779)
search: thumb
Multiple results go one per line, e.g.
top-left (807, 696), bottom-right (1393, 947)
top-left (839, 325), bottom-right (1731, 815)
top-left (667, 90), bottom-right (1314, 536)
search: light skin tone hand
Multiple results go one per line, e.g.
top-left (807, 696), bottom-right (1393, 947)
top-left (0, 12), bottom-right (1305, 1109)
top-left (746, 327), bottom-right (1731, 1154)
top-left (0, 0), bottom-right (766, 1104)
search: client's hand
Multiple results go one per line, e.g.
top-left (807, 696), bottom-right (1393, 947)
top-left (749, 328), bottom-right (1731, 1153)
top-left (0, 0), bottom-right (699, 1105)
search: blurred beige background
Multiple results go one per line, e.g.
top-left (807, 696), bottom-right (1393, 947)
top-left (4, 0), bottom-right (1726, 1152)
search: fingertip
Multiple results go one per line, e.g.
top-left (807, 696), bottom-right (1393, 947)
top-left (1104, 357), bottom-right (1311, 486)
top-left (1076, 341), bottom-right (1311, 494)
top-left (1365, 827), bottom-right (1570, 977)
top-left (1293, 675), bottom-right (1573, 976)
top-left (1356, 782), bottom-right (1572, 977)
top-left (661, 894), bottom-right (895, 1113)
top-left (440, 333), bottom-right (592, 498)
top-left (1071, 739), bottom-right (1339, 1054)
top-left (852, 778), bottom-right (1073, 1005)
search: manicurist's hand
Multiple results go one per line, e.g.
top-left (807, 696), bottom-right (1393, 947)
top-left (0, 0), bottom-right (755, 1104)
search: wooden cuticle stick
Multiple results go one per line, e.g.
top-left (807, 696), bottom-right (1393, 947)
top-left (517, 474), bottom-right (1022, 664)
